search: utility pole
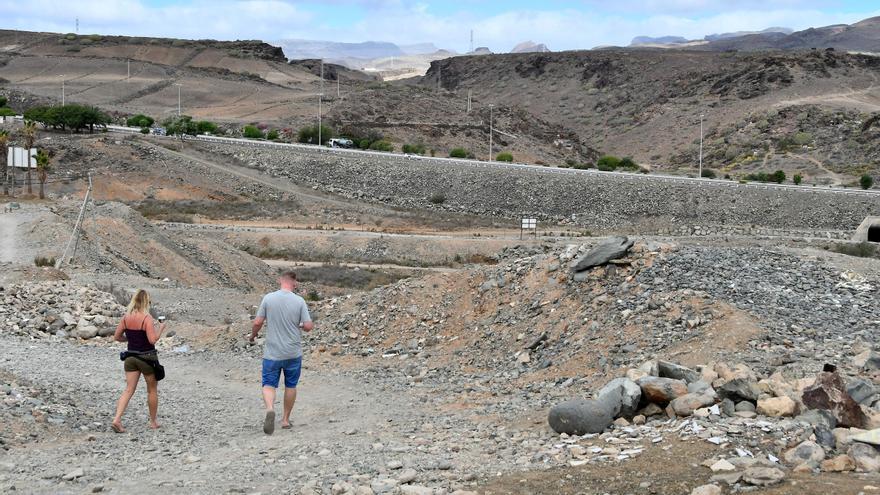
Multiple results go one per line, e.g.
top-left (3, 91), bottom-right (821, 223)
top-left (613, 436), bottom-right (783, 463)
top-left (61, 76), bottom-right (65, 106)
top-left (488, 104), bottom-right (494, 161)
top-left (56, 172), bottom-right (92, 269)
top-left (699, 113), bottom-right (704, 178)
top-left (318, 93), bottom-right (323, 147)
top-left (127, 59), bottom-right (130, 81)
top-left (470, 29), bottom-right (474, 53)
top-left (174, 83), bottom-right (182, 116)
top-left (337, 76), bottom-right (340, 99)
top-left (467, 90), bottom-right (472, 113)
top-left (320, 60), bottom-right (324, 98)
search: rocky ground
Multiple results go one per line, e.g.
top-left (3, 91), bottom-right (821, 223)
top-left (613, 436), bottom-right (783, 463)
top-left (3, 234), bottom-right (880, 494)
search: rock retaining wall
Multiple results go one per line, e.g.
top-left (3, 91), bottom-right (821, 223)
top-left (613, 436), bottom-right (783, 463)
top-left (202, 142), bottom-right (880, 235)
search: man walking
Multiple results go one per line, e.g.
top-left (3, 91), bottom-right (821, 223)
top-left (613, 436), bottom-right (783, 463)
top-left (250, 271), bottom-right (314, 434)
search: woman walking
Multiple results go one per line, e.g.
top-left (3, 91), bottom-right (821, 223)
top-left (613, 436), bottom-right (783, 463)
top-left (111, 289), bottom-right (166, 432)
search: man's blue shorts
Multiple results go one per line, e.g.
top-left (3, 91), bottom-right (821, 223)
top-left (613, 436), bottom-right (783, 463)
top-left (261, 357), bottom-right (302, 388)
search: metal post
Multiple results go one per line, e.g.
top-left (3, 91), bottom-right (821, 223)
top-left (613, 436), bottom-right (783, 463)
top-left (177, 84), bottom-right (181, 116)
top-left (320, 60), bottom-right (324, 98)
top-left (699, 114), bottom-right (704, 178)
top-left (337, 76), bottom-right (340, 98)
top-left (61, 77), bottom-right (65, 106)
top-left (127, 60), bottom-right (130, 81)
top-left (56, 172), bottom-right (92, 269)
top-left (488, 105), bottom-right (494, 161)
top-left (318, 94), bottom-right (322, 147)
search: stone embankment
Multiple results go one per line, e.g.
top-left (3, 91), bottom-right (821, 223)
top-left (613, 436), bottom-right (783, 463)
top-left (199, 141), bottom-right (880, 235)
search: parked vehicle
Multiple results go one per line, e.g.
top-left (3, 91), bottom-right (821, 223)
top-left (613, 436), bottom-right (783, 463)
top-left (328, 138), bottom-right (354, 149)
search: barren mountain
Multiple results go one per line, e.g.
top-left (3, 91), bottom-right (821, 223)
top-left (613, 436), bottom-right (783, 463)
top-left (422, 48), bottom-right (880, 179)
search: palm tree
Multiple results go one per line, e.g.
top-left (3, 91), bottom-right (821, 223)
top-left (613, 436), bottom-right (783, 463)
top-left (0, 130), bottom-right (8, 196)
top-left (21, 121), bottom-right (36, 196)
top-left (35, 150), bottom-right (51, 200)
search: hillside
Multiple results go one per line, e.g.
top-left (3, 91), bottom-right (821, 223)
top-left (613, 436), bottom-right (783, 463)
top-left (0, 29), bottom-right (336, 124)
top-left (419, 49), bottom-right (880, 180)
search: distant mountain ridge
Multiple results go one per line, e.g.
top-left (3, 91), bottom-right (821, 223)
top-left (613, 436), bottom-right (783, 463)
top-left (511, 41), bottom-right (550, 53)
top-left (628, 17), bottom-right (880, 52)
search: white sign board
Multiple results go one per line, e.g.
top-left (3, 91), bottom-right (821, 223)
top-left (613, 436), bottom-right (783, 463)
top-left (7, 147), bottom-right (36, 169)
top-left (521, 218), bottom-right (537, 229)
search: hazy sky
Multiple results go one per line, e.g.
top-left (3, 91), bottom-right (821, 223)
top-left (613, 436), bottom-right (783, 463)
top-left (2, 1), bottom-right (880, 51)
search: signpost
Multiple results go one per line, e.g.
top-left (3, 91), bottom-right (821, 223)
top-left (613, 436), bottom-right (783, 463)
top-left (520, 217), bottom-right (537, 240)
top-left (7, 147), bottom-right (36, 169)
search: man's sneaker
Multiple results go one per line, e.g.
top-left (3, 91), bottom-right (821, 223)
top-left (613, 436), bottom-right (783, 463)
top-left (263, 410), bottom-right (275, 435)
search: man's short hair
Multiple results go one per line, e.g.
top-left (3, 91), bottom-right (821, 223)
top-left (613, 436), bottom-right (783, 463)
top-left (280, 271), bottom-right (297, 282)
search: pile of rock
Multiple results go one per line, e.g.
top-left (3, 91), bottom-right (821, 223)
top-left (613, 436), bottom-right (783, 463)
top-left (550, 356), bottom-right (880, 482)
top-left (0, 282), bottom-right (124, 340)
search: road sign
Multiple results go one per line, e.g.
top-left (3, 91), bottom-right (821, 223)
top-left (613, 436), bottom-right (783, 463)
top-left (520, 218), bottom-right (537, 239)
top-left (7, 147), bottom-right (36, 169)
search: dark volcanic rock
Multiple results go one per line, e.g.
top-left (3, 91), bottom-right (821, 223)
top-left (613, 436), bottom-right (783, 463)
top-left (802, 372), bottom-right (868, 428)
top-left (548, 398), bottom-right (615, 435)
top-left (718, 378), bottom-right (761, 403)
top-left (571, 237), bottom-right (634, 273)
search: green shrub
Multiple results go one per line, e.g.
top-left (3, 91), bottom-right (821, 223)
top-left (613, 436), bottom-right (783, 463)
top-left (306, 289), bottom-right (321, 302)
top-left (34, 256), bottom-right (56, 267)
top-left (495, 152), bottom-right (513, 162)
top-left (617, 157), bottom-right (638, 170)
top-left (743, 170), bottom-right (786, 184)
top-left (793, 174), bottom-right (803, 185)
top-left (701, 169), bottom-right (717, 179)
top-left (297, 124), bottom-right (333, 145)
top-left (402, 143), bottom-right (426, 155)
top-left (596, 155), bottom-right (621, 171)
top-left (196, 120), bottom-right (218, 134)
top-left (163, 115), bottom-right (199, 136)
top-left (126, 114), bottom-right (154, 128)
top-left (140, 127), bottom-right (150, 134)
top-left (266, 129), bottom-right (279, 140)
top-left (861, 174), bottom-right (874, 190)
top-left (0, 96), bottom-right (7, 107)
top-left (369, 140), bottom-right (394, 152)
top-left (0, 107), bottom-right (14, 117)
top-left (792, 132), bottom-right (813, 146)
top-left (64, 33), bottom-right (77, 41)
top-left (429, 192), bottom-right (446, 204)
top-left (572, 162), bottom-right (594, 170)
top-left (449, 148), bottom-right (468, 159)
top-left (771, 170), bottom-right (786, 183)
top-left (243, 125), bottom-right (263, 139)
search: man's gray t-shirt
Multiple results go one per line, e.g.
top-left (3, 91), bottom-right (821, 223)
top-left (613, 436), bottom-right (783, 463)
top-left (256, 290), bottom-right (312, 360)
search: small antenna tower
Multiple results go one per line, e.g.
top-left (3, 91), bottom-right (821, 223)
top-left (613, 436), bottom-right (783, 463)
top-left (470, 30), bottom-right (474, 53)
top-left (76, 18), bottom-right (79, 34)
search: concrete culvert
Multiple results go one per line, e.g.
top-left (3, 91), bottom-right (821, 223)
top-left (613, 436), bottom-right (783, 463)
top-left (852, 216), bottom-right (880, 242)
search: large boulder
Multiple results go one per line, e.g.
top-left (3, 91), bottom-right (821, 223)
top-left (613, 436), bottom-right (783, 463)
top-left (848, 443), bottom-right (880, 472)
top-left (853, 350), bottom-right (880, 371)
top-left (847, 378), bottom-right (878, 405)
top-left (802, 372), bottom-right (868, 428)
top-left (596, 378), bottom-right (642, 418)
top-left (670, 393), bottom-right (716, 417)
top-left (658, 361), bottom-right (701, 383)
top-left (757, 396), bottom-right (798, 417)
top-left (571, 237), bottom-right (634, 273)
top-left (717, 378), bottom-right (761, 403)
top-left (741, 467), bottom-right (785, 486)
top-left (638, 376), bottom-right (688, 404)
top-left (548, 399), bottom-right (615, 435)
top-left (783, 440), bottom-right (825, 466)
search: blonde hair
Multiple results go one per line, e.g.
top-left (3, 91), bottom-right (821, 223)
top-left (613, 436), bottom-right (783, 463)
top-left (127, 289), bottom-right (151, 315)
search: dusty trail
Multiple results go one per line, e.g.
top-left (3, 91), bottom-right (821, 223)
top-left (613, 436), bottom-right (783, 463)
top-left (0, 213), bottom-right (15, 263)
top-left (0, 335), bottom-right (428, 494)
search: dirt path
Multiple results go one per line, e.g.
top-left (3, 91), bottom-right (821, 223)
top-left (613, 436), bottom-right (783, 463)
top-left (264, 258), bottom-right (462, 273)
top-left (773, 78), bottom-right (880, 112)
top-left (0, 335), bottom-right (426, 494)
top-left (0, 212), bottom-right (16, 263)
top-left (785, 152), bottom-right (847, 186)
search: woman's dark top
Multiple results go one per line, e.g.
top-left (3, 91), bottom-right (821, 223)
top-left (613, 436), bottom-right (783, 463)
top-left (124, 314), bottom-right (156, 353)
